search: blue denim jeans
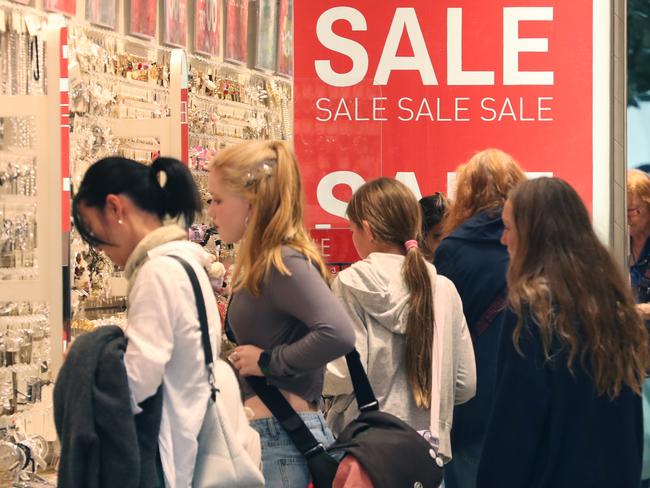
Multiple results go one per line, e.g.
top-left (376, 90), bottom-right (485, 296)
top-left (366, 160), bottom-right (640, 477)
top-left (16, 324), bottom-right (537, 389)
top-left (251, 412), bottom-right (335, 488)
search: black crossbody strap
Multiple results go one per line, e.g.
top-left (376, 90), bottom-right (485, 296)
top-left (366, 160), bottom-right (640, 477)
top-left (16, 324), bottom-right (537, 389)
top-left (343, 350), bottom-right (379, 412)
top-left (246, 377), bottom-right (326, 457)
top-left (168, 255), bottom-right (217, 401)
top-left (244, 349), bottom-right (378, 455)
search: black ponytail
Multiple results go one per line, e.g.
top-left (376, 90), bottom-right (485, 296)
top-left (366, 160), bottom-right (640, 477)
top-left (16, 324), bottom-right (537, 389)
top-left (149, 157), bottom-right (202, 224)
top-left (72, 156), bottom-right (201, 247)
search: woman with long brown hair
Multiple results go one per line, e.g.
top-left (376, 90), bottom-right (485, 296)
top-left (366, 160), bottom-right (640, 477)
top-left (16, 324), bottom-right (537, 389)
top-left (435, 148), bottom-right (525, 488)
top-left (207, 140), bottom-right (355, 487)
top-left (324, 177), bottom-right (476, 464)
top-left (478, 177), bottom-right (648, 487)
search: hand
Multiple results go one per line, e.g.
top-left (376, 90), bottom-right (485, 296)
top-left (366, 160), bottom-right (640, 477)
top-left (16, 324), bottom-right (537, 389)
top-left (228, 345), bottom-right (264, 377)
top-left (637, 303), bottom-right (650, 320)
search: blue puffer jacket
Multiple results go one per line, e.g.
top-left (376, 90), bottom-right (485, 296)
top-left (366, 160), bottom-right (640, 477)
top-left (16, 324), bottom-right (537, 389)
top-left (434, 208), bottom-right (514, 488)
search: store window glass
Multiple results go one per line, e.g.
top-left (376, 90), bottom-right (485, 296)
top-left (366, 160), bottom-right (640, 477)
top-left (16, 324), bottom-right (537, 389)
top-left (629, 0), bottom-right (650, 170)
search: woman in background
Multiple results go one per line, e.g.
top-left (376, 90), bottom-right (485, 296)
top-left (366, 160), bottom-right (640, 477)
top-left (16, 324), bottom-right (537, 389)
top-left (435, 148), bottom-right (525, 488)
top-left (419, 192), bottom-right (449, 260)
top-left (627, 169), bottom-right (650, 488)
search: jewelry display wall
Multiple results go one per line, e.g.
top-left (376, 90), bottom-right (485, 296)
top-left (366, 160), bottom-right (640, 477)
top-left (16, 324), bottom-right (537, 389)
top-left (68, 25), bottom-right (181, 330)
top-left (187, 56), bottom-right (293, 173)
top-left (0, 8), bottom-right (64, 484)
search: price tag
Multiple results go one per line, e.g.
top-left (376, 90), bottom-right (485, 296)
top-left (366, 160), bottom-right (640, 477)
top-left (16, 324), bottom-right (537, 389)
top-left (12, 12), bottom-right (23, 34)
top-left (24, 14), bottom-right (40, 36)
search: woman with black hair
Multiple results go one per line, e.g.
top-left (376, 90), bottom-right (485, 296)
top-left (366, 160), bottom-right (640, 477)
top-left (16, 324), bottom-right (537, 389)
top-left (419, 192), bottom-right (449, 260)
top-left (72, 156), bottom-right (221, 487)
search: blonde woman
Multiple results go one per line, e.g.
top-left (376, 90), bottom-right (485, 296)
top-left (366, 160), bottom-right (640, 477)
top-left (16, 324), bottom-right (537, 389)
top-left (324, 178), bottom-right (476, 464)
top-left (479, 177), bottom-right (649, 487)
top-left (207, 141), bottom-right (355, 487)
top-left (434, 148), bottom-right (526, 488)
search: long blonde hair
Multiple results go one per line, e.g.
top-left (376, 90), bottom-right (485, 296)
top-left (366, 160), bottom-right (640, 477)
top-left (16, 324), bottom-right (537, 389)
top-left (210, 141), bottom-right (329, 295)
top-left (508, 177), bottom-right (649, 397)
top-left (444, 149), bottom-right (525, 235)
top-left (347, 178), bottom-right (434, 409)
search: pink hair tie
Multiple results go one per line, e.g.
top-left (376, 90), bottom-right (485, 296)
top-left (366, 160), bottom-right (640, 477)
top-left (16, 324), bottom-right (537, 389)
top-left (405, 240), bottom-right (419, 252)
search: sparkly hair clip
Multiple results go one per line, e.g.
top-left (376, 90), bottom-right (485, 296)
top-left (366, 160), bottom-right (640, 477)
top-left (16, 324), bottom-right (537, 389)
top-left (244, 159), bottom-right (277, 187)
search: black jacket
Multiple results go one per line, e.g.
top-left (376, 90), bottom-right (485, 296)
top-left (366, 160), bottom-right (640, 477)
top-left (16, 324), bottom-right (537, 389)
top-left (478, 309), bottom-right (643, 488)
top-left (435, 209), bottom-right (509, 327)
top-left (434, 209), bottom-right (514, 487)
top-left (54, 326), bottom-right (162, 488)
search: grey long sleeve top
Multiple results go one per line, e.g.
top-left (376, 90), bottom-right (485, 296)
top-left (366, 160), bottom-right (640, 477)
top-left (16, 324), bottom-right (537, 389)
top-left (228, 246), bottom-right (356, 404)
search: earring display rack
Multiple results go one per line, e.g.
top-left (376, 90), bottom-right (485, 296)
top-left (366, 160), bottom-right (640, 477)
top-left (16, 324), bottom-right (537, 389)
top-left (0, 17), bottom-right (65, 484)
top-left (187, 55), bottom-right (293, 174)
top-left (68, 26), bottom-right (188, 331)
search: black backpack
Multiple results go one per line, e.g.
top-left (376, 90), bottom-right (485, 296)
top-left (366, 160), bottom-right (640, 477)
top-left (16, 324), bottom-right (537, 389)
top-left (246, 350), bottom-right (444, 488)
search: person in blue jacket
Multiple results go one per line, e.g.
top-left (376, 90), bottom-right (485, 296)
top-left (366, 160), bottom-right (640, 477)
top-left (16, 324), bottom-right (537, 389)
top-left (478, 177), bottom-right (648, 488)
top-left (435, 149), bottom-right (525, 488)
top-left (627, 169), bottom-right (650, 488)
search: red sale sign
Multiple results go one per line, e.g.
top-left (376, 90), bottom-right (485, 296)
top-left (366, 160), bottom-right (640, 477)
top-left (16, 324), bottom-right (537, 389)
top-left (294, 1), bottom-right (593, 263)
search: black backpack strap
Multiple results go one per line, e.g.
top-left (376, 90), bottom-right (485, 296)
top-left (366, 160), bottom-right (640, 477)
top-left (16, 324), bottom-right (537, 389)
top-left (168, 255), bottom-right (217, 401)
top-left (246, 376), bottom-right (339, 487)
top-left (344, 350), bottom-right (379, 412)
top-left (245, 350), bottom-right (378, 452)
top-left (473, 291), bottom-right (508, 337)
top-left (246, 376), bottom-right (327, 457)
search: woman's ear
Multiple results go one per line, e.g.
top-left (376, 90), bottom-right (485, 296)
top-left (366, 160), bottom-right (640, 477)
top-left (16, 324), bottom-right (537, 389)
top-left (361, 220), bottom-right (375, 242)
top-left (104, 194), bottom-right (125, 224)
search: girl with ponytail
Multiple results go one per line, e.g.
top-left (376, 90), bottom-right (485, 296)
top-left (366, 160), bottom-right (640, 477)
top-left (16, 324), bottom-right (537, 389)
top-left (324, 177), bottom-right (476, 464)
top-left (73, 156), bottom-right (222, 487)
top-left (207, 141), bottom-right (355, 487)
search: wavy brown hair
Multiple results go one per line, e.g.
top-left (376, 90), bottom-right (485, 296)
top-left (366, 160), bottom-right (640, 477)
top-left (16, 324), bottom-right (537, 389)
top-left (210, 141), bottom-right (329, 295)
top-left (444, 149), bottom-right (525, 235)
top-left (507, 177), bottom-right (649, 397)
top-left (347, 178), bottom-right (434, 409)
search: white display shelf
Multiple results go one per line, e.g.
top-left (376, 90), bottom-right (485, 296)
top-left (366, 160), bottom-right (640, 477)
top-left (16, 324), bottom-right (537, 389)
top-left (0, 27), bottom-right (65, 374)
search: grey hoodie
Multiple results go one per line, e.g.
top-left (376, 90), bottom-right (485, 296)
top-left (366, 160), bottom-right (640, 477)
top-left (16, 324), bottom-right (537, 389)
top-left (323, 252), bottom-right (476, 462)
